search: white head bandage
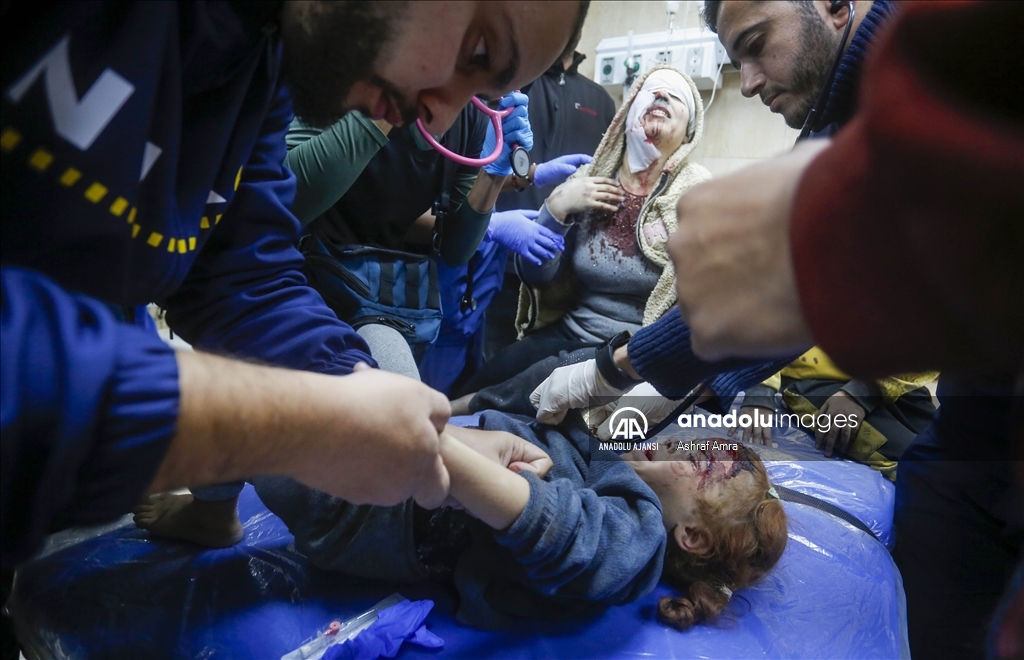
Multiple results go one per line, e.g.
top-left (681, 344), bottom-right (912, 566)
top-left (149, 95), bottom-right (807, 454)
top-left (624, 70), bottom-right (697, 173)
top-left (643, 69), bottom-right (696, 139)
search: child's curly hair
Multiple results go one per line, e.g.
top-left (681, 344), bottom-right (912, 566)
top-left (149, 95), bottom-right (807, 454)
top-left (658, 443), bottom-right (788, 630)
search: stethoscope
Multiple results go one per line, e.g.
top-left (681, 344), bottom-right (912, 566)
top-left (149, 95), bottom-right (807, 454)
top-left (415, 96), bottom-right (532, 177)
top-left (797, 0), bottom-right (856, 140)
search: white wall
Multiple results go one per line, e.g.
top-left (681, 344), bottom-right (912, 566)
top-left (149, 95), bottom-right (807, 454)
top-left (576, 1), bottom-right (799, 176)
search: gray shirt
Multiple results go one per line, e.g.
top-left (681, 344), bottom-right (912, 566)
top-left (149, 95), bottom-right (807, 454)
top-left (520, 193), bottom-right (662, 343)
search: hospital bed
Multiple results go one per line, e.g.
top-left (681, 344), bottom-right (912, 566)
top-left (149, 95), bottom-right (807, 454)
top-left (8, 415), bottom-right (908, 659)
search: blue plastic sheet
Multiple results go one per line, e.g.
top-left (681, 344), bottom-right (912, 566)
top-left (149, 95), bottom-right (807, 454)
top-left (10, 414), bottom-right (906, 659)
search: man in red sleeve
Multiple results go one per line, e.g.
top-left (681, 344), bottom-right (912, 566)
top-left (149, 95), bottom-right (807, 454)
top-left (671, 1), bottom-right (1022, 374)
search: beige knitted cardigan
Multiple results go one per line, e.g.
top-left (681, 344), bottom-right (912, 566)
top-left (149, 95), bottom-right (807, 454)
top-left (516, 65), bottom-right (712, 337)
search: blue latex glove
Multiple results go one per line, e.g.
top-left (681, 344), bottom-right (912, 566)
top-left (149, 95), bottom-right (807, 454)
top-left (481, 91), bottom-right (533, 177)
top-left (486, 209), bottom-right (565, 266)
top-left (533, 154), bottom-right (593, 188)
top-left (323, 599), bottom-right (443, 660)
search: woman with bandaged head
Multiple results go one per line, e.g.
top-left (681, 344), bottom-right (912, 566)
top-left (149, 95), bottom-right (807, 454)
top-left (453, 67), bottom-right (711, 414)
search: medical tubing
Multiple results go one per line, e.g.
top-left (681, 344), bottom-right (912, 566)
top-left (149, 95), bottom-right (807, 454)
top-left (416, 97), bottom-right (512, 167)
top-left (644, 378), bottom-right (713, 438)
top-left (774, 485), bottom-right (880, 542)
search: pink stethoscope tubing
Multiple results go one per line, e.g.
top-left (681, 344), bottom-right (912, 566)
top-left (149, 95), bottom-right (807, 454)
top-left (415, 97), bottom-right (512, 167)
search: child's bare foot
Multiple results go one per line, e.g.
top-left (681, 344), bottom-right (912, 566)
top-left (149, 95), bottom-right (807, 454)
top-left (133, 493), bottom-right (243, 548)
top-left (450, 393), bottom-right (476, 416)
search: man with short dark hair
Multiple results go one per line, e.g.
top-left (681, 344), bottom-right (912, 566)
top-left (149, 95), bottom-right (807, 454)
top-left (702, 0), bottom-right (889, 136)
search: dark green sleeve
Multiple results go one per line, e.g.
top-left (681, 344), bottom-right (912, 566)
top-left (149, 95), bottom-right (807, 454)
top-left (438, 171), bottom-right (492, 267)
top-left (285, 114), bottom-right (389, 226)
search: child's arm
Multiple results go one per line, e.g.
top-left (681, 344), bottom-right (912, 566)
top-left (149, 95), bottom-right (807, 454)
top-left (438, 432), bottom-right (531, 531)
top-left (443, 425), bottom-right (553, 476)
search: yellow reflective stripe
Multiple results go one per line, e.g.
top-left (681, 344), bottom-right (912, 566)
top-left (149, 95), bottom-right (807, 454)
top-left (60, 168), bottom-right (81, 186)
top-left (0, 127), bottom-right (22, 152)
top-left (84, 182), bottom-right (107, 203)
top-left (109, 197), bottom-right (129, 216)
top-left (28, 148), bottom-right (53, 171)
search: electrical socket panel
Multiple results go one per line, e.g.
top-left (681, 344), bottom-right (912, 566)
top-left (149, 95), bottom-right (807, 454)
top-left (685, 46), bottom-right (705, 78)
top-left (595, 24), bottom-right (727, 89)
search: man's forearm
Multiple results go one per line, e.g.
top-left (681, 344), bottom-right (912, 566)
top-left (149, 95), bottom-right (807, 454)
top-left (438, 171), bottom-right (506, 266)
top-left (438, 432), bottom-right (530, 530)
top-left (151, 352), bottom-right (451, 508)
top-left (149, 351), bottom-right (317, 493)
top-left (466, 170), bottom-right (506, 213)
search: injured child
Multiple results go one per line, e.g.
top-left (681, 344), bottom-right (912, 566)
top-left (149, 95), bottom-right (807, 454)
top-left (252, 412), bottom-right (787, 631)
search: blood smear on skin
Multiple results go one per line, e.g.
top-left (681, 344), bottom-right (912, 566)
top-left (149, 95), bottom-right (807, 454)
top-left (592, 190), bottom-right (645, 257)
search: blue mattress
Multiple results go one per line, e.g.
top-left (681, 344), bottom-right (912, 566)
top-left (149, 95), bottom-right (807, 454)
top-left (10, 417), bottom-right (907, 659)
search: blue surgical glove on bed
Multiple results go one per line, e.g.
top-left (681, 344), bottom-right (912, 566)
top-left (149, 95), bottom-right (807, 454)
top-left (533, 154), bottom-right (593, 188)
top-left (482, 91), bottom-right (533, 177)
top-left (486, 209), bottom-right (565, 265)
top-left (322, 599), bottom-right (443, 660)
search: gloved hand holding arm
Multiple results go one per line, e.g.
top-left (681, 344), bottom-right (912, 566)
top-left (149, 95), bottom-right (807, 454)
top-left (594, 381), bottom-right (685, 440)
top-left (532, 154), bottom-right (593, 188)
top-left (482, 92), bottom-right (533, 177)
top-left (530, 358), bottom-right (630, 425)
top-left (486, 209), bottom-right (565, 265)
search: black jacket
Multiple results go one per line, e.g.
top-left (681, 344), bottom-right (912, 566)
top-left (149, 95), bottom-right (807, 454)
top-left (496, 53), bottom-right (615, 212)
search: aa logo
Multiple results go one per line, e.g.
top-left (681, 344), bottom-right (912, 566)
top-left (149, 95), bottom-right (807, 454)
top-left (609, 407), bottom-right (649, 441)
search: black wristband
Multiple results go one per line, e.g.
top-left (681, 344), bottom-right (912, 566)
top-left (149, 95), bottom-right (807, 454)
top-left (595, 331), bottom-right (643, 390)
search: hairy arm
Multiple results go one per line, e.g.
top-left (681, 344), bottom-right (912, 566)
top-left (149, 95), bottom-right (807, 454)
top-left (151, 351), bottom-right (451, 509)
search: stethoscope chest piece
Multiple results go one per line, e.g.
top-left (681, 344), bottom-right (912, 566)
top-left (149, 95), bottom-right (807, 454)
top-left (510, 145), bottom-right (531, 178)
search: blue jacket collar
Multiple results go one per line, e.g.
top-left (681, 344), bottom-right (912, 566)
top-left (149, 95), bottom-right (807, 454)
top-left (811, 0), bottom-right (898, 136)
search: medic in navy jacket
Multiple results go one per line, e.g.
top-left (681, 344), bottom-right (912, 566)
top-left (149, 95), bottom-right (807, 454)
top-left (0, 3), bottom-right (378, 566)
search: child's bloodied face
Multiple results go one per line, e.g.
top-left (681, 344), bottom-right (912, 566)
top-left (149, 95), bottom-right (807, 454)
top-left (640, 91), bottom-right (690, 151)
top-left (625, 442), bottom-right (759, 548)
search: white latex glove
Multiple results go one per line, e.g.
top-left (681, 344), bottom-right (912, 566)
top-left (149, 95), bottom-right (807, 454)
top-left (595, 381), bottom-right (682, 440)
top-left (530, 359), bottom-right (627, 425)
